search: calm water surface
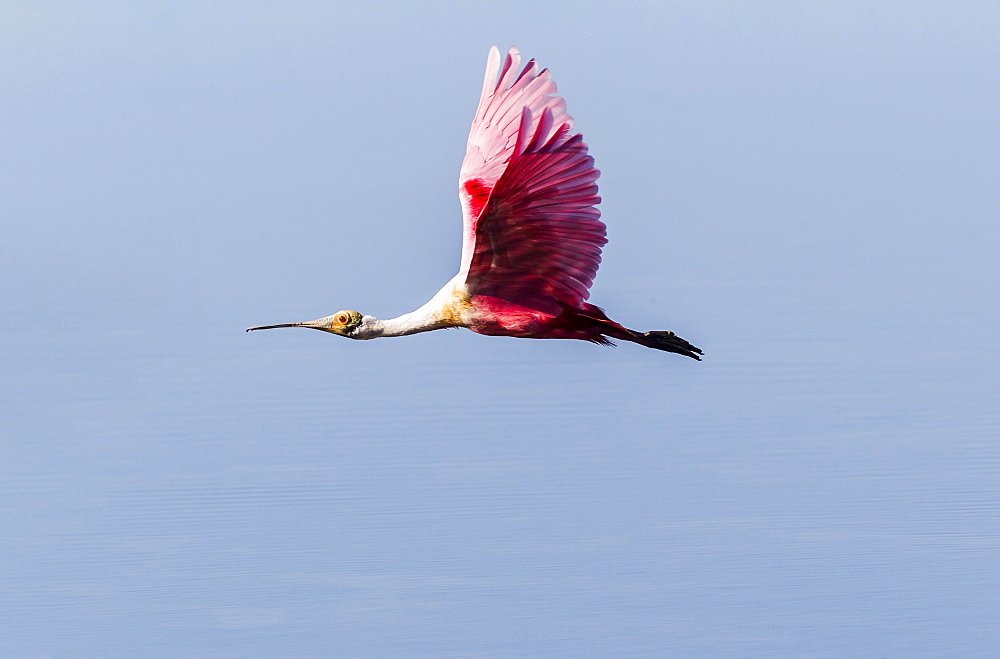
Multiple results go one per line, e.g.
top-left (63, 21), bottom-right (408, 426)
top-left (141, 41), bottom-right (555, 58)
top-left (3, 267), bottom-right (998, 655)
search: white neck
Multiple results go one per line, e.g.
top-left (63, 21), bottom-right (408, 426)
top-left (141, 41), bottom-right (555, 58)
top-left (353, 276), bottom-right (467, 339)
top-left (358, 309), bottom-right (453, 339)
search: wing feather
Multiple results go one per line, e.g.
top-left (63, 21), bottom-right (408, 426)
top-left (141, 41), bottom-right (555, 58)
top-left (458, 48), bottom-right (605, 316)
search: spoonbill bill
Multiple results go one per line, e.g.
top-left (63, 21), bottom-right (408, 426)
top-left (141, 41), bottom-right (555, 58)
top-left (248, 47), bottom-right (702, 360)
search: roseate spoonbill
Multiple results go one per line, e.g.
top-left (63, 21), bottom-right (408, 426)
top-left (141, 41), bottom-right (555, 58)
top-left (248, 47), bottom-right (702, 360)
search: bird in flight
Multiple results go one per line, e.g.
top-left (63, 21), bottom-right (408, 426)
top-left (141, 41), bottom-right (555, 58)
top-left (248, 47), bottom-right (701, 360)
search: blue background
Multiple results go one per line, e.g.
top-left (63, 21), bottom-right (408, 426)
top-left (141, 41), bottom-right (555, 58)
top-left (3, 2), bottom-right (999, 654)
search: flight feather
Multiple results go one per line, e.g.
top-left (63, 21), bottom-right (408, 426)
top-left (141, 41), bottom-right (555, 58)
top-left (458, 47), bottom-right (606, 315)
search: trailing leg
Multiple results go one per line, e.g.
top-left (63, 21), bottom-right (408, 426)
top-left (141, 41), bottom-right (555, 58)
top-left (627, 329), bottom-right (702, 360)
top-left (573, 304), bottom-right (703, 360)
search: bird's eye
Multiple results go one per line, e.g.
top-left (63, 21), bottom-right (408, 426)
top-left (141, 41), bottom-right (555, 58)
top-left (337, 314), bottom-right (349, 324)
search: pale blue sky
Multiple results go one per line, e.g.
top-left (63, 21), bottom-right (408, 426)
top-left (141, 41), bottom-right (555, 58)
top-left (6, 1), bottom-right (997, 326)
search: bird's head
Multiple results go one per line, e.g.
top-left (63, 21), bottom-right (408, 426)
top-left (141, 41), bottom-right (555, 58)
top-left (246, 309), bottom-right (371, 339)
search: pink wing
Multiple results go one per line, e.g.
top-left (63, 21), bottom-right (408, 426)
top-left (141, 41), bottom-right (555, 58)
top-left (458, 47), bottom-right (606, 316)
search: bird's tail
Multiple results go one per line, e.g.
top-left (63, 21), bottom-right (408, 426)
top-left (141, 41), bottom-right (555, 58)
top-left (577, 304), bottom-right (703, 360)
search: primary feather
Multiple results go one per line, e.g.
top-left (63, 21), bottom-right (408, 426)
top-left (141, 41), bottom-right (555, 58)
top-left (459, 47), bottom-right (606, 317)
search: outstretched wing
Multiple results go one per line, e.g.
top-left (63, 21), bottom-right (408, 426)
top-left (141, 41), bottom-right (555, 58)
top-left (458, 47), bottom-right (606, 316)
